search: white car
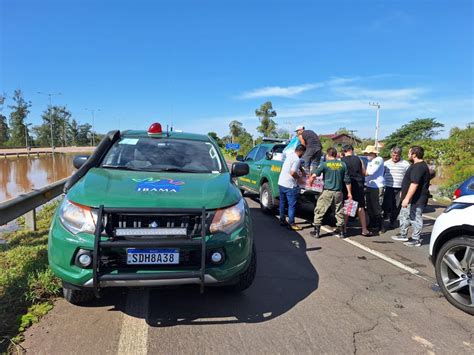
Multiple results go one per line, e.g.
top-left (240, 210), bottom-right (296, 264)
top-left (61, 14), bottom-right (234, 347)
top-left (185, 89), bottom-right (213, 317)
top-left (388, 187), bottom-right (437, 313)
top-left (429, 195), bottom-right (474, 315)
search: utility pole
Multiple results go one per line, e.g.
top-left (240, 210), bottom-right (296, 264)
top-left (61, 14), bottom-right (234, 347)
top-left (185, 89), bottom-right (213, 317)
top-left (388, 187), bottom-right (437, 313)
top-left (37, 92), bottom-right (62, 152)
top-left (369, 102), bottom-right (381, 150)
top-left (24, 122), bottom-right (32, 149)
top-left (85, 108), bottom-right (101, 146)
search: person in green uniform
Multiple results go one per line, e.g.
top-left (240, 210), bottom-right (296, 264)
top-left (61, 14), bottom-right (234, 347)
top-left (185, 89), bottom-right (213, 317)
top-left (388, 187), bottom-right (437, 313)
top-left (310, 147), bottom-right (352, 239)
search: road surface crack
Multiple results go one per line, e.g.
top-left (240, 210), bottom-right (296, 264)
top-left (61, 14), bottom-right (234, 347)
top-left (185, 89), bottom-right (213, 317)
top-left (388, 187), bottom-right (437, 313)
top-left (352, 318), bottom-right (380, 355)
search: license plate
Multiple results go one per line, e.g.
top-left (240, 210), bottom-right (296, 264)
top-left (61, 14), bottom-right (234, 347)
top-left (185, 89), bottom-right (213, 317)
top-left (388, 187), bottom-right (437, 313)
top-left (126, 248), bottom-right (179, 265)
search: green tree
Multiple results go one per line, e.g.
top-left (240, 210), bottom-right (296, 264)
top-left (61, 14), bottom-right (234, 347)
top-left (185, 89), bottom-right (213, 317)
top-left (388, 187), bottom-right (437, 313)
top-left (77, 123), bottom-right (92, 146)
top-left (276, 128), bottom-right (290, 139)
top-left (229, 120), bottom-right (243, 142)
top-left (335, 127), bottom-right (350, 135)
top-left (208, 131), bottom-right (224, 148)
top-left (381, 118), bottom-right (444, 157)
top-left (0, 95), bottom-right (9, 146)
top-left (68, 119), bottom-right (80, 146)
top-left (34, 106), bottom-right (72, 147)
top-left (8, 90), bottom-right (31, 147)
top-left (237, 131), bottom-right (254, 156)
top-left (255, 101), bottom-right (277, 137)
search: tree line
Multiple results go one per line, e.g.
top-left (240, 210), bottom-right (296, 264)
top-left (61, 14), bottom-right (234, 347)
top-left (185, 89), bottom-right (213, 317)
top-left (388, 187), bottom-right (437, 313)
top-left (0, 90), bottom-right (97, 148)
top-left (208, 101), bottom-right (473, 198)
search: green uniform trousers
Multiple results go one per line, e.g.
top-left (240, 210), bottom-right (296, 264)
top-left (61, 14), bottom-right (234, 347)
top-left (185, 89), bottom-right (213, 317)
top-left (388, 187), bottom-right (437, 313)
top-left (313, 190), bottom-right (344, 227)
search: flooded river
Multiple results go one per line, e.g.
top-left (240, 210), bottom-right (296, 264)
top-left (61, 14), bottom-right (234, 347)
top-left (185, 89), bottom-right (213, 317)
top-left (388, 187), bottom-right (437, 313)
top-left (0, 154), bottom-right (77, 202)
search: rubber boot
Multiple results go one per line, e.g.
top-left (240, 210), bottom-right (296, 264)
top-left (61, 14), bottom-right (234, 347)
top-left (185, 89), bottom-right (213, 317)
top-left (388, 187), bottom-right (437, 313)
top-left (310, 225), bottom-right (321, 238)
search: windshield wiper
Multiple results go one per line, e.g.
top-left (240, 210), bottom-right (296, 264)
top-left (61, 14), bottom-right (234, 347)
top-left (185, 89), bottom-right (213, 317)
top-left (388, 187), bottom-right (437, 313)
top-left (102, 165), bottom-right (140, 171)
top-left (150, 168), bottom-right (212, 173)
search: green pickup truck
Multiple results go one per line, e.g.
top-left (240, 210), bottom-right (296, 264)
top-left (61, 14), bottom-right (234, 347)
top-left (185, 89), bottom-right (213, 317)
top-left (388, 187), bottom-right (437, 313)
top-left (48, 123), bottom-right (256, 304)
top-left (235, 141), bottom-right (318, 214)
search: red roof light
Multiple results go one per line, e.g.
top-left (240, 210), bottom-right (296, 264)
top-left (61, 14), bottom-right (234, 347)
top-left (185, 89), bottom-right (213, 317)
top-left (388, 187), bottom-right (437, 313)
top-left (148, 123), bottom-right (162, 134)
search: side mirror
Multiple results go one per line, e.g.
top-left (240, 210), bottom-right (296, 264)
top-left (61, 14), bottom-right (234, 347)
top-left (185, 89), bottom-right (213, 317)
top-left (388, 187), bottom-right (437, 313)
top-left (73, 155), bottom-right (90, 169)
top-left (231, 162), bottom-right (249, 177)
top-left (236, 155), bottom-right (244, 162)
top-left (265, 151), bottom-right (273, 160)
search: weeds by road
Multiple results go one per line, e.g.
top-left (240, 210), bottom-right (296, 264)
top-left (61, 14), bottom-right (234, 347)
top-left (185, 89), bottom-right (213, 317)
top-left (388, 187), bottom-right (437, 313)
top-left (0, 201), bottom-right (61, 353)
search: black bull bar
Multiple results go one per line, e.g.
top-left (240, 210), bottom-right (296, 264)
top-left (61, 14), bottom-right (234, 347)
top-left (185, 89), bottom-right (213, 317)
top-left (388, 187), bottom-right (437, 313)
top-left (92, 206), bottom-right (208, 296)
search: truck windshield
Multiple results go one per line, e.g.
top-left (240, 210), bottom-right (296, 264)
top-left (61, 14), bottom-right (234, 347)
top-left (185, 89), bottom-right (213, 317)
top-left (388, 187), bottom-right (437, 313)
top-left (101, 137), bottom-right (224, 173)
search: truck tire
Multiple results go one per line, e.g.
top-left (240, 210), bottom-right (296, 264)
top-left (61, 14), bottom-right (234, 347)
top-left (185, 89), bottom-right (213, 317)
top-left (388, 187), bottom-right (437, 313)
top-left (260, 182), bottom-right (276, 214)
top-left (63, 285), bottom-right (95, 305)
top-left (223, 243), bottom-right (257, 292)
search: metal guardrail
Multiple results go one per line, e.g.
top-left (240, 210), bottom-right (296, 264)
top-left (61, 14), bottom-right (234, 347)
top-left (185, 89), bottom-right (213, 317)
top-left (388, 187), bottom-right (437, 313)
top-left (0, 178), bottom-right (68, 230)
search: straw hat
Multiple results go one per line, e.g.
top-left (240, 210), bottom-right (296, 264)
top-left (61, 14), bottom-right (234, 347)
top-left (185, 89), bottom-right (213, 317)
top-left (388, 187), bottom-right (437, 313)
top-left (362, 145), bottom-right (379, 154)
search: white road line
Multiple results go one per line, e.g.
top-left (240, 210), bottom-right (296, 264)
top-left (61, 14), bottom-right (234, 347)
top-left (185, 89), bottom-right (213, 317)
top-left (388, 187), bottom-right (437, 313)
top-left (117, 289), bottom-right (149, 355)
top-left (317, 225), bottom-right (433, 282)
top-left (423, 214), bottom-right (437, 221)
top-left (271, 209), bottom-right (435, 283)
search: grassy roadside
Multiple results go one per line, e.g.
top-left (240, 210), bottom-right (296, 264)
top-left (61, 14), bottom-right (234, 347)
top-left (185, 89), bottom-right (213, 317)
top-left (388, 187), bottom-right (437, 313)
top-left (0, 201), bottom-right (62, 353)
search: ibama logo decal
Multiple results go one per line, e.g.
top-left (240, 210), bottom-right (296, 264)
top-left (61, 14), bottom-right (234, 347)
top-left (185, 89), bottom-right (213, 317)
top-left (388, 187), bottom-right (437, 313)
top-left (132, 178), bottom-right (185, 193)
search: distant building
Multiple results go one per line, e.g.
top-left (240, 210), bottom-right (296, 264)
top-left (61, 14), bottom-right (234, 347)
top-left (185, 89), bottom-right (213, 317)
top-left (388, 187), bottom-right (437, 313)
top-left (320, 133), bottom-right (362, 146)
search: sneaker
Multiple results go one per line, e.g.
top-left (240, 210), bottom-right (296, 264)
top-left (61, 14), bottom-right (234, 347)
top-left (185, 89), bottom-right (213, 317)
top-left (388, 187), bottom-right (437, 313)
top-left (289, 224), bottom-right (302, 231)
top-left (391, 235), bottom-right (409, 242)
top-left (404, 239), bottom-right (422, 247)
top-left (334, 227), bottom-right (346, 238)
top-left (310, 226), bottom-right (320, 238)
top-left (279, 219), bottom-right (287, 227)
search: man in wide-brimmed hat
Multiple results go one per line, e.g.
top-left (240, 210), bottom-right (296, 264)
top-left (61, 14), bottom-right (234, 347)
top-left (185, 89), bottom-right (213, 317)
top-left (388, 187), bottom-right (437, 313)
top-left (363, 145), bottom-right (385, 233)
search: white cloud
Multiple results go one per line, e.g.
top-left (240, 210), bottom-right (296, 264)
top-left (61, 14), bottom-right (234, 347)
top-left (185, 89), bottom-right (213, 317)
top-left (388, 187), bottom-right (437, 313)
top-left (332, 86), bottom-right (427, 100)
top-left (277, 99), bottom-right (414, 119)
top-left (237, 83), bottom-right (322, 99)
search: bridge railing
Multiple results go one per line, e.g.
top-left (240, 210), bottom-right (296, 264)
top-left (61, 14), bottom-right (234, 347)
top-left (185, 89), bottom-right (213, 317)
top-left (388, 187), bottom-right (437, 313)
top-left (0, 178), bottom-right (68, 231)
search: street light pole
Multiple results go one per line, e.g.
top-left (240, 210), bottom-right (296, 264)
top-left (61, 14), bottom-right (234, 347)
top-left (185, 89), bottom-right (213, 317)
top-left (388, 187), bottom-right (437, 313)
top-left (85, 108), bottom-right (100, 146)
top-left (369, 102), bottom-right (381, 151)
top-left (37, 92), bottom-right (62, 151)
top-left (24, 123), bottom-right (32, 149)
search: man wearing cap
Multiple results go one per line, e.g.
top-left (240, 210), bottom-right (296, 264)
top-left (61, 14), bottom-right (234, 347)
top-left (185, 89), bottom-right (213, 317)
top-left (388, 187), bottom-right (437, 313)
top-left (295, 125), bottom-right (322, 173)
top-left (364, 145), bottom-right (385, 233)
top-left (278, 144), bottom-right (307, 231)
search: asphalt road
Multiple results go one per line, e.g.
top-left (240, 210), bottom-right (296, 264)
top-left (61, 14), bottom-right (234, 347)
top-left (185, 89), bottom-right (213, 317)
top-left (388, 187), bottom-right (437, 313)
top-left (21, 197), bottom-right (474, 354)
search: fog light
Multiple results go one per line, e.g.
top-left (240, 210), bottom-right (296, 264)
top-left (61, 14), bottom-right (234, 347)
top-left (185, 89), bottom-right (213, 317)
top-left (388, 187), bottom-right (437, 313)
top-left (211, 252), bottom-right (223, 264)
top-left (78, 254), bottom-right (92, 267)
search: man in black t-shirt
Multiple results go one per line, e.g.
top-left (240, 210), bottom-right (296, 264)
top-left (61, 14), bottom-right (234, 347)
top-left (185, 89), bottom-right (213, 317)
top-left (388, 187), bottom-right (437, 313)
top-left (295, 125), bottom-right (322, 173)
top-left (391, 146), bottom-right (431, 247)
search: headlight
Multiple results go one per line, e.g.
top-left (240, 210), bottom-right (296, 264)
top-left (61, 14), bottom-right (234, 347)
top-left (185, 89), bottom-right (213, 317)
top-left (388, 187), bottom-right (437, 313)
top-left (444, 202), bottom-right (471, 213)
top-left (210, 199), bottom-right (245, 234)
top-left (59, 198), bottom-right (97, 235)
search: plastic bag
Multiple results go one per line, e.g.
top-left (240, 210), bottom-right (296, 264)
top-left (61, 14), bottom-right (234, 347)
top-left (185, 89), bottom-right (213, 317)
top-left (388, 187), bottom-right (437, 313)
top-left (282, 136), bottom-right (299, 157)
top-left (343, 199), bottom-right (358, 217)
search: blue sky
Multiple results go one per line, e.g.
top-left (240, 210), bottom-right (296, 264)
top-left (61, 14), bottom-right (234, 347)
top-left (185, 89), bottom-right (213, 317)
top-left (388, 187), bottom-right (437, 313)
top-left (1, 0), bottom-right (473, 139)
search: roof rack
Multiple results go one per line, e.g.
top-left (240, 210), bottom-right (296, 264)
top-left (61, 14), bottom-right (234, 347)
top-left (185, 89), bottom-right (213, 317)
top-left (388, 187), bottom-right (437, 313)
top-left (262, 137), bottom-right (288, 143)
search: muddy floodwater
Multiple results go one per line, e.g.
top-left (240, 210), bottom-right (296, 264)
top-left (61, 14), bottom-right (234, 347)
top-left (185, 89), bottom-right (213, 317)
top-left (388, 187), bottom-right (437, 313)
top-left (0, 154), bottom-right (77, 202)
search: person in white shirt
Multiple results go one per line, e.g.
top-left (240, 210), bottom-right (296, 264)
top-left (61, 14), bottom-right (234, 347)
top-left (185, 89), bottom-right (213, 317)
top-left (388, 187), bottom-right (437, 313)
top-left (382, 147), bottom-right (410, 229)
top-left (364, 145), bottom-right (385, 233)
top-left (278, 145), bottom-right (306, 231)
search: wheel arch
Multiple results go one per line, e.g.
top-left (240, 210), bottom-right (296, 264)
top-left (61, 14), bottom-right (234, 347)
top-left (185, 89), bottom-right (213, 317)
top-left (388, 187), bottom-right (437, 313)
top-left (432, 225), bottom-right (474, 264)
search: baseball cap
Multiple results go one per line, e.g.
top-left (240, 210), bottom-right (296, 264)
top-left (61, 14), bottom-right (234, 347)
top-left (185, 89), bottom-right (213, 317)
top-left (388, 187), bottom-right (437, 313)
top-left (294, 125), bottom-right (305, 131)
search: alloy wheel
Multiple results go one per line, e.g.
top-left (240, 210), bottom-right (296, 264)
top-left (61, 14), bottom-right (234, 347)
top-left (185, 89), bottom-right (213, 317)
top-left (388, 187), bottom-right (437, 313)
top-left (261, 189), bottom-right (269, 207)
top-left (440, 245), bottom-right (473, 308)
